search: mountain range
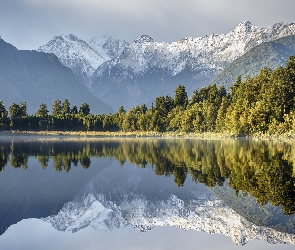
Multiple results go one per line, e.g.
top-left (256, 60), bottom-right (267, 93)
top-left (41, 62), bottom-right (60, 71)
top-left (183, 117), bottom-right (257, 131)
top-left (0, 37), bottom-right (112, 114)
top-left (38, 21), bottom-right (295, 110)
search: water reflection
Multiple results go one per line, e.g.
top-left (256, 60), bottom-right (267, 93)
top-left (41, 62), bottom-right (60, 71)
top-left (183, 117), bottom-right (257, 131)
top-left (42, 165), bottom-right (295, 246)
top-left (0, 137), bottom-right (295, 246)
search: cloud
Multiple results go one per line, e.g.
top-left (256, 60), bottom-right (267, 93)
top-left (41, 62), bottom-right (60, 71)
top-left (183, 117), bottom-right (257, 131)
top-left (1, 0), bottom-right (295, 49)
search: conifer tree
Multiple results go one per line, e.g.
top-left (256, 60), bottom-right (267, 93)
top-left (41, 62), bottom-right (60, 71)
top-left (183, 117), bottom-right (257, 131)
top-left (20, 102), bottom-right (27, 117)
top-left (52, 100), bottom-right (61, 116)
top-left (71, 105), bottom-right (78, 114)
top-left (9, 103), bottom-right (21, 118)
top-left (79, 103), bottom-right (90, 115)
top-left (62, 99), bottom-right (71, 115)
top-left (216, 96), bottom-right (231, 132)
top-left (36, 103), bottom-right (49, 117)
top-left (174, 85), bottom-right (188, 107)
top-left (0, 100), bottom-right (9, 129)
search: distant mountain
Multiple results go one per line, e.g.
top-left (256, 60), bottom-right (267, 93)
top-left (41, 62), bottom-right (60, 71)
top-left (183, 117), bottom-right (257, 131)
top-left (92, 22), bottom-right (295, 110)
top-left (210, 35), bottom-right (295, 88)
top-left (38, 34), bottom-right (129, 88)
top-left (0, 37), bottom-right (112, 114)
top-left (38, 21), bottom-right (295, 110)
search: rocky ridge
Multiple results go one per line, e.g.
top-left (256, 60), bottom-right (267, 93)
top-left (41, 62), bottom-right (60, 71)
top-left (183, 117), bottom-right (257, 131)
top-left (95, 21), bottom-right (295, 78)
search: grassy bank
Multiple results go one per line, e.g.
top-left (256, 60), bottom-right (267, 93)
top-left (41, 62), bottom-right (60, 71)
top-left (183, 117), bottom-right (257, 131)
top-left (1, 130), bottom-right (295, 141)
top-left (0, 130), bottom-right (234, 140)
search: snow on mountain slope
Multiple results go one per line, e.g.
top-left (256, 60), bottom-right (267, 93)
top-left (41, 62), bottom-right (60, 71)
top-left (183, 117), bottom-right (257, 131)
top-left (39, 21), bottom-right (295, 87)
top-left (90, 21), bottom-right (295, 110)
top-left (38, 34), bottom-right (129, 88)
top-left (95, 21), bottom-right (295, 79)
top-left (43, 188), bottom-right (295, 246)
top-left (38, 21), bottom-right (295, 110)
top-left (38, 34), bottom-right (105, 77)
top-left (88, 36), bottom-right (129, 61)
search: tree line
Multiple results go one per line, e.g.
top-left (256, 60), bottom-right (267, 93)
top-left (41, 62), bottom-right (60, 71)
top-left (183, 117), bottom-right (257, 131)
top-left (2, 55), bottom-right (295, 134)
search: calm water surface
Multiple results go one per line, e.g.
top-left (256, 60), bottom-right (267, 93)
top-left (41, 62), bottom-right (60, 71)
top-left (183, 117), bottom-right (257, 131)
top-left (0, 137), bottom-right (295, 250)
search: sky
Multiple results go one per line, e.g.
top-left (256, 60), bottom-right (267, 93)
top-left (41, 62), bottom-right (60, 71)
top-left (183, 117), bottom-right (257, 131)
top-left (1, 220), bottom-right (294, 250)
top-left (1, 0), bottom-right (295, 50)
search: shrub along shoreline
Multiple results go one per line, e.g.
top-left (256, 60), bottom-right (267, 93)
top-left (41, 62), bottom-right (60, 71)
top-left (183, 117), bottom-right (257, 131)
top-left (1, 130), bottom-right (295, 142)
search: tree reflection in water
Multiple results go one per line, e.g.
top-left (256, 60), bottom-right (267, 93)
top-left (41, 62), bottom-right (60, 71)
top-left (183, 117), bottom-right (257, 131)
top-left (1, 138), bottom-right (295, 215)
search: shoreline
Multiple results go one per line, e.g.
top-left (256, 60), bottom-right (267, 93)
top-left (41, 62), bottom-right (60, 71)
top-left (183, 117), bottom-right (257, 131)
top-left (1, 130), bottom-right (295, 141)
top-left (0, 130), bottom-right (233, 140)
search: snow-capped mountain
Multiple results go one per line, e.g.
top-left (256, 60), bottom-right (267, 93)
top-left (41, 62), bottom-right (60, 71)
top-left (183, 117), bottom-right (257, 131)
top-left (38, 34), bottom-right (104, 87)
top-left (38, 34), bottom-right (129, 88)
top-left (117, 21), bottom-right (295, 76)
top-left (38, 21), bottom-right (295, 110)
top-left (43, 184), bottom-right (295, 246)
top-left (92, 21), bottom-right (295, 109)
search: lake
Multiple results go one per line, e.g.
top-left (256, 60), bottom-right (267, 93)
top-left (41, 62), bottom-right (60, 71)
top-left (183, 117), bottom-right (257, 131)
top-left (0, 136), bottom-right (295, 250)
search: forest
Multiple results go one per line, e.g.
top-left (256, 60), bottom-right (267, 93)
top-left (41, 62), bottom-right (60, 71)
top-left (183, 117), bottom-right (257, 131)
top-left (2, 56), bottom-right (295, 135)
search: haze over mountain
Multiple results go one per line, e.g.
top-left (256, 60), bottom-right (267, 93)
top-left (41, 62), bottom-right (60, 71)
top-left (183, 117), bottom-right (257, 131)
top-left (0, 37), bottom-right (112, 114)
top-left (38, 21), bottom-right (295, 110)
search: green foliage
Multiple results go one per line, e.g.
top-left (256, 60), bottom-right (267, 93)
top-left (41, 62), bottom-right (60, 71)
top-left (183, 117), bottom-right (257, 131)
top-left (20, 102), bottom-right (27, 117)
top-left (36, 102), bottom-right (49, 117)
top-left (71, 105), bottom-right (78, 114)
top-left (9, 102), bottom-right (28, 130)
top-left (79, 103), bottom-right (90, 116)
top-left (9, 103), bottom-right (22, 118)
top-left (62, 99), bottom-right (71, 115)
top-left (154, 95), bottom-right (174, 131)
top-left (224, 57), bottom-right (295, 135)
top-left (0, 100), bottom-right (9, 130)
top-left (216, 96), bottom-right (231, 132)
top-left (174, 85), bottom-right (188, 107)
top-left (52, 100), bottom-right (61, 116)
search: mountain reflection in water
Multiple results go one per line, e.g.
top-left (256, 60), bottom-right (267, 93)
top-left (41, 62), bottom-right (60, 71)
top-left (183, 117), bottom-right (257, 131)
top-left (0, 137), bottom-right (295, 247)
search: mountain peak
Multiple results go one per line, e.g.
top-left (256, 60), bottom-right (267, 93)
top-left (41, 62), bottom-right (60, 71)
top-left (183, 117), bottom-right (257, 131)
top-left (66, 34), bottom-right (79, 41)
top-left (237, 21), bottom-right (253, 27)
top-left (234, 21), bottom-right (256, 33)
top-left (270, 22), bottom-right (295, 31)
top-left (134, 35), bottom-right (154, 43)
top-left (56, 34), bottom-right (81, 42)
